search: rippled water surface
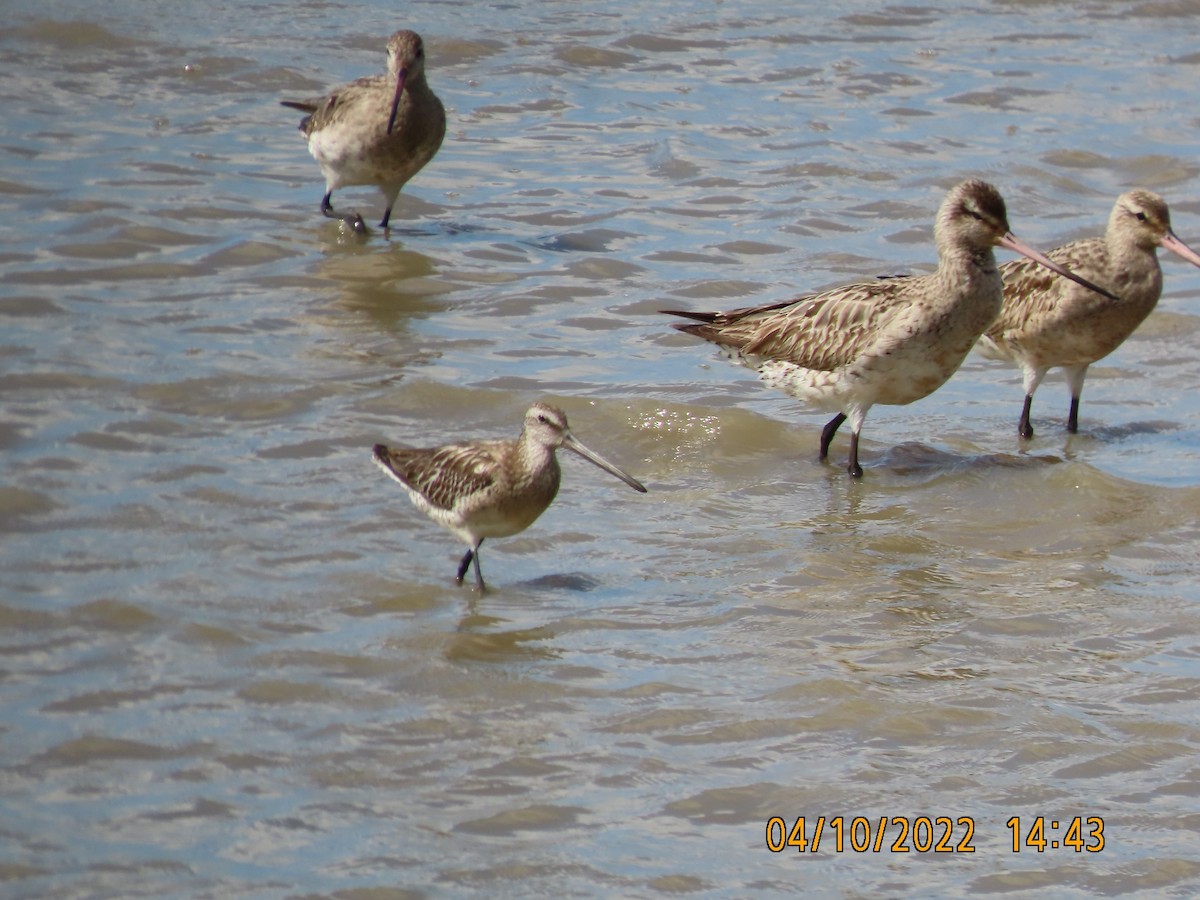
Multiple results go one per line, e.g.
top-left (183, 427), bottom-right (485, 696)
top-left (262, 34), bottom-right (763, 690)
top-left (4, 0), bottom-right (1200, 896)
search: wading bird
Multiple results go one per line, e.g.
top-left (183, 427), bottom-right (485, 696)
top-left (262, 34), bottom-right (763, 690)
top-left (978, 190), bottom-right (1200, 438)
top-left (373, 403), bottom-right (647, 590)
top-left (282, 29), bottom-right (445, 231)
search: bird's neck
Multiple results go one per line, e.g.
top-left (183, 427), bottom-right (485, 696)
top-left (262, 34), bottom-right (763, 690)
top-left (1107, 232), bottom-right (1158, 271)
top-left (403, 74), bottom-right (435, 101)
top-left (516, 434), bottom-right (557, 474)
top-left (939, 244), bottom-right (1000, 289)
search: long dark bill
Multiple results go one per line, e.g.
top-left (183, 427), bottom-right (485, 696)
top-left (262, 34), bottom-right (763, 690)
top-left (563, 434), bottom-right (647, 493)
top-left (386, 69), bottom-right (408, 135)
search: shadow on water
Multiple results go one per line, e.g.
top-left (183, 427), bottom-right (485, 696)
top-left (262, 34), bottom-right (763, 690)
top-left (875, 441), bottom-right (1065, 477)
top-left (375, 572), bottom-right (605, 663)
top-left (312, 243), bottom-right (451, 326)
top-left (384, 220), bottom-right (488, 240)
top-left (446, 618), bottom-right (562, 663)
top-left (522, 228), bottom-right (640, 253)
top-left (1066, 418), bottom-right (1181, 442)
top-left (516, 572), bottom-right (602, 592)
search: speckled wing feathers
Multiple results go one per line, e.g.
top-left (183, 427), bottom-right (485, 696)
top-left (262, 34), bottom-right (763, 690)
top-left (287, 76), bottom-right (386, 136)
top-left (375, 442), bottom-right (500, 512)
top-left (989, 237), bottom-right (1108, 341)
top-left (673, 279), bottom-right (909, 373)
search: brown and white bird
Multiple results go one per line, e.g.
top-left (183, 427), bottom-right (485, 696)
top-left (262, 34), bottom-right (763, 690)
top-left (373, 403), bottom-right (647, 591)
top-left (978, 189), bottom-right (1200, 438)
top-left (663, 179), bottom-right (1118, 477)
top-left (281, 29), bottom-right (446, 231)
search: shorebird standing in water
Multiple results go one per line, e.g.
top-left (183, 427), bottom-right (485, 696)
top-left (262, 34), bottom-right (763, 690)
top-left (663, 180), bottom-right (1118, 477)
top-left (281, 29), bottom-right (446, 232)
top-left (373, 403), bottom-right (647, 591)
top-left (978, 190), bottom-right (1200, 438)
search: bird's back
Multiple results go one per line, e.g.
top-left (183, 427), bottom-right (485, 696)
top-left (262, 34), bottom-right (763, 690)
top-left (376, 441), bottom-right (500, 515)
top-left (283, 75), bottom-right (389, 137)
top-left (375, 437), bottom-right (559, 541)
top-left (672, 279), bottom-right (909, 373)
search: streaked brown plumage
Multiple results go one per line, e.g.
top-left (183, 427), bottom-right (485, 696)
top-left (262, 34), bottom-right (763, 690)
top-left (281, 29), bottom-right (446, 231)
top-left (373, 403), bottom-right (647, 590)
top-left (663, 180), bottom-right (1118, 477)
top-left (979, 189), bottom-right (1200, 437)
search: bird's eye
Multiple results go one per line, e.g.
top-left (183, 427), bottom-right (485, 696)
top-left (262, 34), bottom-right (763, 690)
top-left (537, 415), bottom-right (549, 424)
top-left (1135, 211), bottom-right (1147, 222)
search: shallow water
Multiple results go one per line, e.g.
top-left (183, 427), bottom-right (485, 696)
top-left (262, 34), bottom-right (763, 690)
top-left (3, 1), bottom-right (1200, 897)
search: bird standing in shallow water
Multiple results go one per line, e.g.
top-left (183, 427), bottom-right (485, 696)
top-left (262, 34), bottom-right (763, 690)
top-left (978, 190), bottom-right (1200, 438)
top-left (663, 180), bottom-right (1118, 477)
top-left (281, 29), bottom-right (446, 232)
top-left (373, 403), bottom-right (647, 591)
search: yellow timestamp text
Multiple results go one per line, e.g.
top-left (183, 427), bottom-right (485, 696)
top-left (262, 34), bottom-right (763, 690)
top-left (764, 815), bottom-right (976, 853)
top-left (1006, 816), bottom-right (1104, 853)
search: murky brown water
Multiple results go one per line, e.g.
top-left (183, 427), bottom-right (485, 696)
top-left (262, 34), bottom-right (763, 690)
top-left (4, 1), bottom-right (1200, 896)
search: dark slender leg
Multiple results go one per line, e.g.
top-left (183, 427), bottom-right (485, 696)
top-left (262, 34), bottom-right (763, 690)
top-left (1018, 395), bottom-right (1035, 440)
top-left (847, 430), bottom-right (863, 479)
top-left (320, 191), bottom-right (367, 233)
top-left (380, 204), bottom-right (393, 230)
top-left (471, 551), bottom-right (485, 591)
top-left (820, 413), bottom-right (847, 461)
top-left (455, 540), bottom-right (486, 591)
top-left (455, 548), bottom-right (474, 585)
top-left (1066, 396), bottom-right (1080, 434)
